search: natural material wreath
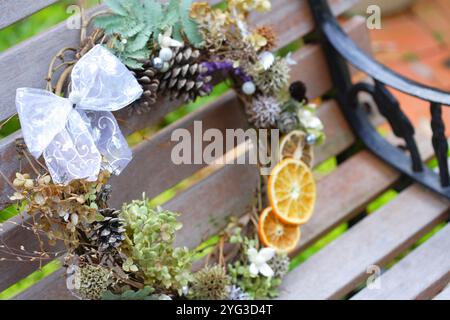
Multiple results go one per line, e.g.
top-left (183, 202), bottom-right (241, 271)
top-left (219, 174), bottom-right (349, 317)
top-left (3, 0), bottom-right (325, 300)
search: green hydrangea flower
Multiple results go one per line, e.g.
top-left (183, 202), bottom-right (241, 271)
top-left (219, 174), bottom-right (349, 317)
top-left (120, 198), bottom-right (193, 294)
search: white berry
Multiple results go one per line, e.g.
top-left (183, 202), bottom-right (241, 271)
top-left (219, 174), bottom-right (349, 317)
top-left (242, 81), bottom-right (256, 95)
top-left (160, 62), bottom-right (170, 73)
top-left (159, 47), bottom-right (173, 62)
top-left (153, 57), bottom-right (164, 69)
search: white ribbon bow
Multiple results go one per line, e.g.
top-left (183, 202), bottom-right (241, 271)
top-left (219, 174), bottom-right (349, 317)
top-left (16, 45), bottom-right (143, 184)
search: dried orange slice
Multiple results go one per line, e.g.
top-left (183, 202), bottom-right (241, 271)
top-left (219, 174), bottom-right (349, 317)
top-left (279, 130), bottom-right (314, 167)
top-left (258, 207), bottom-right (301, 253)
top-left (268, 158), bottom-right (316, 225)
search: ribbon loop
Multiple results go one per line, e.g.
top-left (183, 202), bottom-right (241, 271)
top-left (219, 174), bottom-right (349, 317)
top-left (15, 45), bottom-right (143, 184)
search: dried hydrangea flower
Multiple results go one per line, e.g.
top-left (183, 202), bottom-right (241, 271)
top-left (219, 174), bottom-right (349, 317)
top-left (13, 173), bottom-right (34, 189)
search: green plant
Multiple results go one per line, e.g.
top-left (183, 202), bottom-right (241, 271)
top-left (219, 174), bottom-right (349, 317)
top-left (228, 260), bottom-right (281, 299)
top-left (120, 198), bottom-right (193, 294)
top-left (102, 286), bottom-right (170, 300)
top-left (94, 0), bottom-right (203, 68)
top-left (226, 227), bottom-right (279, 299)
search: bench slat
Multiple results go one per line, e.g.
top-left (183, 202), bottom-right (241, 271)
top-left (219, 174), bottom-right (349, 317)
top-left (0, 0), bottom-right (58, 29)
top-left (293, 122), bottom-right (435, 255)
top-left (352, 223), bottom-right (450, 300)
top-left (278, 184), bottom-right (450, 300)
top-left (13, 267), bottom-right (71, 300)
top-left (434, 285), bottom-right (450, 300)
top-left (109, 92), bottom-right (249, 207)
top-left (0, 0), bottom-right (362, 123)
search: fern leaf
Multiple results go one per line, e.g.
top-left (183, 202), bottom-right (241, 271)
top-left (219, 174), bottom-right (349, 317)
top-left (171, 22), bottom-right (183, 42)
top-left (143, 0), bottom-right (164, 31)
top-left (125, 48), bottom-right (150, 61)
top-left (121, 0), bottom-right (143, 11)
top-left (165, 0), bottom-right (181, 24)
top-left (118, 20), bottom-right (146, 38)
top-left (127, 32), bottom-right (151, 52)
top-left (121, 58), bottom-right (144, 69)
top-left (104, 0), bottom-right (128, 16)
top-left (180, 0), bottom-right (203, 47)
top-left (93, 15), bottom-right (125, 34)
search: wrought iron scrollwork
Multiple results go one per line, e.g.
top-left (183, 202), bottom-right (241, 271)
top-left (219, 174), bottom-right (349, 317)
top-left (308, 0), bottom-right (450, 200)
top-left (430, 103), bottom-right (450, 186)
top-left (349, 81), bottom-right (423, 172)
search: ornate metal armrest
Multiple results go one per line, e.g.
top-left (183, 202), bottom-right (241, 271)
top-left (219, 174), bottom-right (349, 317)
top-left (308, 0), bottom-right (450, 199)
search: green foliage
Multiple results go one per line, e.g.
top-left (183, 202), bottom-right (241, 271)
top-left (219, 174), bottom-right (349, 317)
top-left (174, 0), bottom-right (203, 48)
top-left (228, 260), bottom-right (281, 300)
top-left (120, 198), bottom-right (193, 294)
top-left (95, 0), bottom-right (203, 68)
top-left (225, 227), bottom-right (278, 299)
top-left (102, 286), bottom-right (170, 300)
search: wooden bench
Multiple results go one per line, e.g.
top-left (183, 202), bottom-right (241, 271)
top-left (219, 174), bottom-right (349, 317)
top-left (0, 0), bottom-right (449, 300)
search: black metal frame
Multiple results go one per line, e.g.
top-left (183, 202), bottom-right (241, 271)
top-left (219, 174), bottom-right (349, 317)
top-left (308, 0), bottom-right (450, 200)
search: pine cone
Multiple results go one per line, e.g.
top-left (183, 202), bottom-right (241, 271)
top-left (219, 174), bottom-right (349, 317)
top-left (158, 46), bottom-right (212, 103)
top-left (88, 208), bottom-right (125, 252)
top-left (129, 62), bottom-right (160, 115)
top-left (96, 184), bottom-right (112, 209)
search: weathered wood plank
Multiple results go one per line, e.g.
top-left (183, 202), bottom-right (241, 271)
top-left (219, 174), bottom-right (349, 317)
top-left (0, 0), bottom-right (58, 29)
top-left (294, 151), bottom-right (397, 254)
top-left (170, 163), bottom-right (260, 249)
top-left (0, 212), bottom-right (65, 293)
top-left (278, 185), bottom-right (450, 300)
top-left (13, 267), bottom-right (72, 300)
top-left (109, 92), bottom-right (249, 208)
top-left (0, 0), bottom-right (364, 122)
top-left (352, 223), bottom-right (450, 300)
top-left (434, 285), bottom-right (450, 300)
top-left (290, 125), bottom-right (435, 256)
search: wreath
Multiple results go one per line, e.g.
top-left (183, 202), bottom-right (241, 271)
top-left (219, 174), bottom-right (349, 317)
top-left (5, 0), bottom-right (325, 300)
